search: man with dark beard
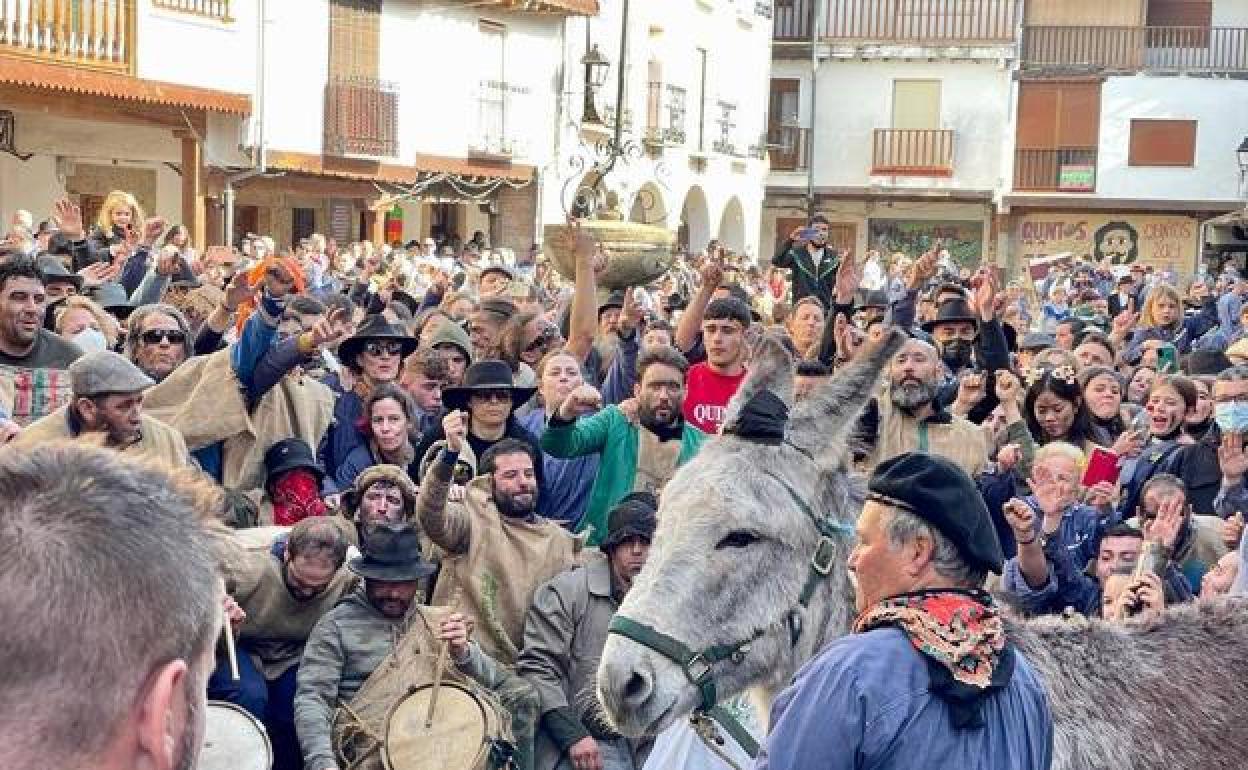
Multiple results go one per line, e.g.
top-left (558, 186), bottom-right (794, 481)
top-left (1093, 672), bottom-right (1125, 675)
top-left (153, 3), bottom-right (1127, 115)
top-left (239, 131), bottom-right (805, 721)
top-left (856, 338), bottom-right (988, 478)
top-left (418, 424), bottom-right (585, 665)
top-left (541, 344), bottom-right (708, 546)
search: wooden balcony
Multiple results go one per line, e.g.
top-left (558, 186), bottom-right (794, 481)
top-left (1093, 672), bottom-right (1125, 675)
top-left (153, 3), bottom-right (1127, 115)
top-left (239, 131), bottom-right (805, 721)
top-left (768, 126), bottom-right (810, 171)
top-left (775, 0), bottom-right (1020, 43)
top-left (152, 0), bottom-right (232, 22)
top-left (1013, 147), bottom-right (1097, 192)
top-left (0, 0), bottom-right (135, 73)
top-left (1022, 25), bottom-right (1248, 73)
top-left (324, 76), bottom-right (399, 159)
top-left (871, 128), bottom-right (954, 176)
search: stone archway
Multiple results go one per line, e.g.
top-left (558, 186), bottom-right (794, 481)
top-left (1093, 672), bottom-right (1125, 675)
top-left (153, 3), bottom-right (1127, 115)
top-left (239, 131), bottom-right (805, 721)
top-left (679, 185), bottom-right (710, 254)
top-left (718, 196), bottom-right (746, 254)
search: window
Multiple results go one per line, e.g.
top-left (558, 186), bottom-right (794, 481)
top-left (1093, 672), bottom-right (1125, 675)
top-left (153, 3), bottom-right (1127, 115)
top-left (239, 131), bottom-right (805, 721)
top-left (1129, 119), bottom-right (1197, 166)
top-left (1146, 0), bottom-right (1212, 27)
top-left (1014, 81), bottom-right (1102, 191)
top-left (477, 21), bottom-right (508, 151)
top-left (891, 80), bottom-right (941, 130)
top-left (292, 208), bottom-right (316, 246)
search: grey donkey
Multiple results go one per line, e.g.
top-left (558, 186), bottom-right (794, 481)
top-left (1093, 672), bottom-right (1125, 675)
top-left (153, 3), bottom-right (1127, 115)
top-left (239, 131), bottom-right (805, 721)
top-left (597, 328), bottom-right (1248, 770)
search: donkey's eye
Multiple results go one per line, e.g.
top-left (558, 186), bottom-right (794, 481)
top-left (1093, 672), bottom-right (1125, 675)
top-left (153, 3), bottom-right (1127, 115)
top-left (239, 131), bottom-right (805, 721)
top-left (716, 531), bottom-right (759, 549)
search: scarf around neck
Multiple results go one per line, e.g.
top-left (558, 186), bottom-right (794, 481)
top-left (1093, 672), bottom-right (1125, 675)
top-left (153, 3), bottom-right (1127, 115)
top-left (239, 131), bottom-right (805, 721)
top-left (853, 588), bottom-right (1015, 729)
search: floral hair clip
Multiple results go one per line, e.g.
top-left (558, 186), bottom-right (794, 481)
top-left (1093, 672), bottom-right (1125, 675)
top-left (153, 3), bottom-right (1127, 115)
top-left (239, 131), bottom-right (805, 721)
top-left (1024, 364), bottom-right (1077, 388)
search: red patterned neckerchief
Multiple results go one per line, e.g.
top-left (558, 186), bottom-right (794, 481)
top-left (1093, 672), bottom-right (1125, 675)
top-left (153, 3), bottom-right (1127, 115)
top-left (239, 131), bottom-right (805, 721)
top-left (854, 588), bottom-right (1015, 728)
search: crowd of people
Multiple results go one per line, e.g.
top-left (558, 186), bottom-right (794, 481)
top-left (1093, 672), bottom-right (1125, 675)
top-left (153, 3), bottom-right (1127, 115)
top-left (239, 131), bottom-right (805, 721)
top-left (2, 191), bottom-right (1247, 770)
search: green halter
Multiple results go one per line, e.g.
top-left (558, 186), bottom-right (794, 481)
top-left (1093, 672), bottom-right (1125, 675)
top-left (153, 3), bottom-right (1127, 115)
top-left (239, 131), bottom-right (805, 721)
top-left (607, 469), bottom-right (855, 759)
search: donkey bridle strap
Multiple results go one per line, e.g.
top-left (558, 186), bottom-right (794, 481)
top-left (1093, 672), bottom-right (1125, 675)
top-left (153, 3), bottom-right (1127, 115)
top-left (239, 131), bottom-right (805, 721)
top-left (608, 469), bottom-right (854, 759)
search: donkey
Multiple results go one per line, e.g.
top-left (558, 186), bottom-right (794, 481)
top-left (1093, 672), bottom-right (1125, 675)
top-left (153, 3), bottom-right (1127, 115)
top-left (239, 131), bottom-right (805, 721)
top-left (597, 329), bottom-right (1248, 770)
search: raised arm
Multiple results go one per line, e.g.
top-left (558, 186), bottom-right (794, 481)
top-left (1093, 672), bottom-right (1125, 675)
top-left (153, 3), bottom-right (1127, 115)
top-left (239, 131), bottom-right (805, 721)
top-left (564, 219), bottom-right (601, 364)
top-left (414, 411), bottom-right (475, 555)
top-left (675, 258), bottom-right (722, 354)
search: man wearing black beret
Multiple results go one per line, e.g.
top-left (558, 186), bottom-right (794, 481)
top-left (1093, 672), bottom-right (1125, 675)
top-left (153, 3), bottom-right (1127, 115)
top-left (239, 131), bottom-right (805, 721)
top-left (761, 452), bottom-right (1054, 770)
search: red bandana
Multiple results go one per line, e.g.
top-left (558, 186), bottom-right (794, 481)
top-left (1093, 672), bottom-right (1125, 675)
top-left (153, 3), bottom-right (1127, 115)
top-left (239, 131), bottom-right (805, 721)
top-left (271, 469), bottom-right (327, 526)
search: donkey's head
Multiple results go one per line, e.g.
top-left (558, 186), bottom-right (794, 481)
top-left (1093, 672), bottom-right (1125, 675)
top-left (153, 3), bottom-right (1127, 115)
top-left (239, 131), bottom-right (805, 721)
top-left (596, 329), bottom-right (906, 736)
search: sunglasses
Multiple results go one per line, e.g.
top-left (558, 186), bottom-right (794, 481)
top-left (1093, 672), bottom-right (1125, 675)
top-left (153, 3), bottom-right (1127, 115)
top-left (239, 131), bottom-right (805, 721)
top-left (364, 341), bottom-right (404, 357)
top-left (139, 329), bottom-right (186, 346)
top-left (471, 389), bottom-right (512, 404)
top-left (525, 325), bottom-right (560, 353)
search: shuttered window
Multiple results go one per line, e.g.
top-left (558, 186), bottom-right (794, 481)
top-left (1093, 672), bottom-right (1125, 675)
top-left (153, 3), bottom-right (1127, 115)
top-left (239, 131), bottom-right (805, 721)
top-left (1129, 119), bottom-right (1197, 166)
top-left (329, 0), bottom-right (381, 78)
top-left (892, 80), bottom-right (941, 130)
top-left (1016, 81), bottom-right (1100, 149)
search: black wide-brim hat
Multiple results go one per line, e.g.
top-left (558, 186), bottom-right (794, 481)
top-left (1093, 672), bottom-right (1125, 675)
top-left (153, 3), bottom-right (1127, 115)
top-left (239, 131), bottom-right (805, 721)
top-left (264, 437), bottom-right (325, 484)
top-left (349, 523), bottom-right (436, 582)
top-left (36, 257), bottom-right (84, 291)
top-left (920, 297), bottom-right (980, 334)
top-left (338, 314), bottom-right (419, 365)
top-left (442, 359), bottom-right (536, 412)
top-left (87, 282), bottom-right (134, 319)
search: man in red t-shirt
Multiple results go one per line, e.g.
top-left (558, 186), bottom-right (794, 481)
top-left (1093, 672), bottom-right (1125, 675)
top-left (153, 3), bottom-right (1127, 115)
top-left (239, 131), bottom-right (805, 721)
top-left (682, 297), bottom-right (751, 434)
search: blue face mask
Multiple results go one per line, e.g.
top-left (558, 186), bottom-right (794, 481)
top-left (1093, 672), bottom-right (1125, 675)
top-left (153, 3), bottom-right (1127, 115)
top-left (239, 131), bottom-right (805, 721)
top-left (1214, 402), bottom-right (1248, 435)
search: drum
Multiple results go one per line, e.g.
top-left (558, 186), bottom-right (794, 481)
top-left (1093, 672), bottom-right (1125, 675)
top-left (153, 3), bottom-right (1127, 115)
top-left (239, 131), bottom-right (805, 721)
top-left (383, 682), bottom-right (510, 770)
top-left (199, 701), bottom-right (272, 770)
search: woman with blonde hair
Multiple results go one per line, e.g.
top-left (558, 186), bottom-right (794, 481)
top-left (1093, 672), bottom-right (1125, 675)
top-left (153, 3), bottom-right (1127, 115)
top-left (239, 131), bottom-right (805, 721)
top-left (54, 295), bottom-right (120, 352)
top-left (1126, 282), bottom-right (1217, 364)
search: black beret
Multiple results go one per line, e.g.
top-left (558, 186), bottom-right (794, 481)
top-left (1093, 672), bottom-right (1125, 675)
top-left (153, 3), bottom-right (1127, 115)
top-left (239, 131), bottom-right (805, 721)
top-left (867, 453), bottom-right (1004, 574)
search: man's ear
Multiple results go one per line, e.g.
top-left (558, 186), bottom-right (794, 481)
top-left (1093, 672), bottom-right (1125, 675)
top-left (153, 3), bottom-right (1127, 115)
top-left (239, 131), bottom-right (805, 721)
top-left (907, 534), bottom-right (937, 579)
top-left (75, 397), bottom-right (97, 425)
top-left (134, 658), bottom-right (190, 770)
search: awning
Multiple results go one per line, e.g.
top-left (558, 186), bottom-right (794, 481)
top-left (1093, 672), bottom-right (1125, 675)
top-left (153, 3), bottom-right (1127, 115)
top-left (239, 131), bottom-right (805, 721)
top-left (266, 150), bottom-right (534, 184)
top-left (0, 57), bottom-right (251, 115)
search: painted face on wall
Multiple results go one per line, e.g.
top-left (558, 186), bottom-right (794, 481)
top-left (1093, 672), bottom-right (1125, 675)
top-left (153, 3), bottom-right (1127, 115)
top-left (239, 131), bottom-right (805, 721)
top-left (1097, 227), bottom-right (1136, 264)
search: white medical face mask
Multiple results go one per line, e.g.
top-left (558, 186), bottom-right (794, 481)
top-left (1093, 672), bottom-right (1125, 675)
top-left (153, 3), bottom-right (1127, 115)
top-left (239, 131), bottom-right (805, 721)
top-left (71, 327), bottom-right (108, 353)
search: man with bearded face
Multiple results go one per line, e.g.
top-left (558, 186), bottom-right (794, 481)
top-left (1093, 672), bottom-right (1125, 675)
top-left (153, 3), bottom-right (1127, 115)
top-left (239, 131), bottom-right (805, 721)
top-left (856, 338), bottom-right (988, 479)
top-left (296, 523), bottom-right (525, 770)
top-left (541, 344), bottom-right (708, 546)
top-left (418, 424), bottom-right (585, 665)
top-left (211, 517), bottom-right (356, 770)
top-left (15, 350), bottom-right (188, 468)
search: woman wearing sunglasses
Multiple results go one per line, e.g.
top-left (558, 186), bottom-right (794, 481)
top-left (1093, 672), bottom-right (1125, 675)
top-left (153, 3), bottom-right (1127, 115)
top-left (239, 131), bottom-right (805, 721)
top-left (321, 315), bottom-right (418, 484)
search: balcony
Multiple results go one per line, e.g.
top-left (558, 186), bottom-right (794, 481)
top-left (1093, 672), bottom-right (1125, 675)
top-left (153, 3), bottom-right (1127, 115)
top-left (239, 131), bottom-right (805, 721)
top-left (1022, 25), bottom-right (1248, 73)
top-left (775, 0), bottom-right (1020, 44)
top-left (0, 0), bottom-right (135, 73)
top-left (871, 128), bottom-right (954, 177)
top-left (324, 76), bottom-right (399, 159)
top-left (767, 126), bottom-right (811, 171)
top-left (1013, 147), bottom-right (1097, 192)
top-left (152, 0), bottom-right (232, 21)
top-left (644, 82), bottom-right (688, 147)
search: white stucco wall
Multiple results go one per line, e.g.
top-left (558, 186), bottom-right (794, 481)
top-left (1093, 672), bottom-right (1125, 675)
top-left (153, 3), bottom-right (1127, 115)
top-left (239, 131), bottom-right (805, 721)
top-left (136, 0), bottom-right (258, 95)
top-left (1213, 0), bottom-right (1248, 27)
top-left (786, 58), bottom-right (1012, 192)
top-left (1095, 75), bottom-right (1248, 202)
top-left (258, 0), bottom-right (330, 157)
top-left (543, 0), bottom-right (773, 260)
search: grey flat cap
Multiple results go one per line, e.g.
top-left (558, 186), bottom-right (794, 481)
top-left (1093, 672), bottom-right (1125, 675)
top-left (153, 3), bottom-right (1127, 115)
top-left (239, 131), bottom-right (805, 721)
top-left (1020, 332), bottom-right (1056, 351)
top-left (70, 351), bottom-right (155, 397)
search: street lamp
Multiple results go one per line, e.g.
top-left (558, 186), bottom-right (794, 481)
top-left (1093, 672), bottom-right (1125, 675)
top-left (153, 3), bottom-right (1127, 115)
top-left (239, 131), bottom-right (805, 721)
top-left (581, 44), bottom-right (610, 125)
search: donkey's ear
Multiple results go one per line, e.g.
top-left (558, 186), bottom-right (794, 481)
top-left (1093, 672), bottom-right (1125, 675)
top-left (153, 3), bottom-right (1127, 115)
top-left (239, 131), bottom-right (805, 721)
top-left (720, 332), bottom-right (795, 433)
top-left (790, 327), bottom-right (907, 453)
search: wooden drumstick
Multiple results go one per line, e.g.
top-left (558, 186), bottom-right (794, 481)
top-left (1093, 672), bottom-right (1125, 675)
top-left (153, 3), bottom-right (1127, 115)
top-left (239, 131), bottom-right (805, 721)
top-left (425, 584), bottom-right (462, 728)
top-left (223, 606), bottom-right (240, 683)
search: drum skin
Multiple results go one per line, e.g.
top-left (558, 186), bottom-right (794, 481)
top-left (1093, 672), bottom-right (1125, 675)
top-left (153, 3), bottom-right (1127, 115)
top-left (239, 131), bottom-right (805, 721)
top-left (200, 700), bottom-right (272, 770)
top-left (383, 682), bottom-right (502, 770)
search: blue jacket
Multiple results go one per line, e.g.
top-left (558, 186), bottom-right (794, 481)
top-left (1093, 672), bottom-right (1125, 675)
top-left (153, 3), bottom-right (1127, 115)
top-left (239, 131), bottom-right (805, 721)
top-left (1124, 298), bottom-right (1218, 363)
top-left (758, 627), bottom-right (1053, 770)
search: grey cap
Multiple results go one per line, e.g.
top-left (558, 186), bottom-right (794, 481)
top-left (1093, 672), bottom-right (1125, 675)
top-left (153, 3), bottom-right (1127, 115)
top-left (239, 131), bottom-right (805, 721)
top-left (1019, 332), bottom-right (1056, 351)
top-left (70, 351), bottom-right (156, 397)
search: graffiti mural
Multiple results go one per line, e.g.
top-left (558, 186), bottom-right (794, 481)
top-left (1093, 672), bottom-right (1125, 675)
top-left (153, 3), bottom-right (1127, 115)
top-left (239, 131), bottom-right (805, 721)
top-left (867, 219), bottom-right (984, 269)
top-left (1015, 213), bottom-right (1198, 272)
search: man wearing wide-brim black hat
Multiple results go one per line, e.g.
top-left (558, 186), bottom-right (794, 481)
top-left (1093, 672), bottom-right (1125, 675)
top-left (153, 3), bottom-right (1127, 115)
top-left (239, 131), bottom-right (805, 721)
top-left (917, 273), bottom-right (1012, 425)
top-left (322, 315), bottom-right (419, 481)
top-left (760, 452), bottom-right (1053, 770)
top-left (412, 359), bottom-right (543, 489)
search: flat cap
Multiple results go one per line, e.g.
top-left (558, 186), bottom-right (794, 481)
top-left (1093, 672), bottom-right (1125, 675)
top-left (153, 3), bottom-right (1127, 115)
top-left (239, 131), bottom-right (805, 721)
top-left (1019, 332), bottom-right (1056, 351)
top-left (867, 453), bottom-right (1004, 574)
top-left (70, 350), bottom-right (155, 397)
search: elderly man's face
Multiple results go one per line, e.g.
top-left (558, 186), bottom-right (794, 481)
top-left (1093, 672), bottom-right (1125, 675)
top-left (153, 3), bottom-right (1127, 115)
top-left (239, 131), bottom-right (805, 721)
top-left (849, 503), bottom-right (928, 614)
top-left (132, 312), bottom-right (186, 382)
top-left (77, 392), bottom-right (144, 446)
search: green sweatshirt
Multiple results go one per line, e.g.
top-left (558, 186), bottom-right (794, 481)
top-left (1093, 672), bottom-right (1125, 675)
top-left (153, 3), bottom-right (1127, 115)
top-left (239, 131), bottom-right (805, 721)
top-left (540, 405), bottom-right (706, 545)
